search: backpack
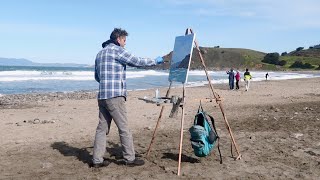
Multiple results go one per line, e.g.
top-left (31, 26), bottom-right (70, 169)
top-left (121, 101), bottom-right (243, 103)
top-left (189, 103), bottom-right (222, 163)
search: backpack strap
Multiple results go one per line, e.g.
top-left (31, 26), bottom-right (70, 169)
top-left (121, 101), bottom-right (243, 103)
top-left (207, 114), bottom-right (223, 164)
top-left (197, 101), bottom-right (204, 113)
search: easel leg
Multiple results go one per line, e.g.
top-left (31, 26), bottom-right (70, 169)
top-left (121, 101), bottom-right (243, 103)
top-left (177, 84), bottom-right (186, 176)
top-left (146, 83), bottom-right (172, 157)
top-left (146, 106), bottom-right (165, 157)
top-left (218, 103), bottom-right (242, 159)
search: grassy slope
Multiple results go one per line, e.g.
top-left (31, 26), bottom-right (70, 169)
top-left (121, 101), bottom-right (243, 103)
top-left (180, 47), bottom-right (266, 70)
top-left (280, 56), bottom-right (320, 69)
top-left (156, 47), bottom-right (320, 71)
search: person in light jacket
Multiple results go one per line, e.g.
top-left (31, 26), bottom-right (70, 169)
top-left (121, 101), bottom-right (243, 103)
top-left (244, 68), bottom-right (252, 91)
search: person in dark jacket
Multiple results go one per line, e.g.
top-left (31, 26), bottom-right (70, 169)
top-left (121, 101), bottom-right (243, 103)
top-left (226, 68), bottom-right (235, 90)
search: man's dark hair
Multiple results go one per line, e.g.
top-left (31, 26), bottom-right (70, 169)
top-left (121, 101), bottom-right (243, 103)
top-left (110, 28), bottom-right (128, 41)
top-left (101, 41), bottom-right (107, 48)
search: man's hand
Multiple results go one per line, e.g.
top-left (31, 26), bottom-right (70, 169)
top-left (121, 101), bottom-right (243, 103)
top-left (155, 56), bottom-right (164, 64)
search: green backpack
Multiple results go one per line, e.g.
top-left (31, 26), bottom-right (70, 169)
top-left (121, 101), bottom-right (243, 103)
top-left (189, 104), bottom-right (222, 163)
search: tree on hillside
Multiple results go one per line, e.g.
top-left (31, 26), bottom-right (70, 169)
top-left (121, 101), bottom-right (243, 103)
top-left (314, 44), bottom-right (320, 49)
top-left (290, 61), bottom-right (303, 68)
top-left (304, 63), bottom-right (313, 69)
top-left (290, 61), bottom-right (313, 69)
top-left (281, 52), bottom-right (287, 56)
top-left (278, 60), bottom-right (287, 66)
top-left (296, 47), bottom-right (304, 51)
top-left (262, 53), bottom-right (280, 65)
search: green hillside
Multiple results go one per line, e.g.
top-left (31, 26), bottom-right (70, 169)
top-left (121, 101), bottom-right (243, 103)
top-left (280, 56), bottom-right (320, 68)
top-left (158, 47), bottom-right (266, 70)
top-left (152, 46), bottom-right (320, 71)
top-left (281, 48), bottom-right (320, 69)
top-left (191, 47), bottom-right (266, 70)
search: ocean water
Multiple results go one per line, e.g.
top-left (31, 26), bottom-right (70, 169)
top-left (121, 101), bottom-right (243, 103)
top-left (0, 66), bottom-right (319, 95)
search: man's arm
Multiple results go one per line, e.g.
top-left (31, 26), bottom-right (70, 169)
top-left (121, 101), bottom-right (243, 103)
top-left (94, 58), bottom-right (100, 83)
top-left (117, 47), bottom-right (156, 67)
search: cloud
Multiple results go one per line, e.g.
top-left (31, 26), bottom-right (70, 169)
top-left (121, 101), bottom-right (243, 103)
top-left (193, 7), bottom-right (257, 17)
top-left (160, 0), bottom-right (320, 28)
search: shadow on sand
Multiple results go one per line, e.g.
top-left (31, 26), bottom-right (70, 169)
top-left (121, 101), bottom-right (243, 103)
top-left (161, 152), bottom-right (200, 163)
top-left (51, 141), bottom-right (130, 167)
top-left (51, 141), bottom-right (92, 166)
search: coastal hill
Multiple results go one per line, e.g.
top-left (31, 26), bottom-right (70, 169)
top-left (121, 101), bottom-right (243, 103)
top-left (154, 46), bottom-right (320, 70)
top-left (151, 47), bottom-right (266, 70)
top-left (0, 57), bottom-right (89, 67)
top-left (289, 47), bottom-right (320, 58)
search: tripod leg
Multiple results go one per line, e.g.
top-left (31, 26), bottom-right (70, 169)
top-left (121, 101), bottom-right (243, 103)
top-left (146, 83), bottom-right (172, 157)
top-left (146, 106), bottom-right (165, 157)
top-left (177, 85), bottom-right (186, 176)
top-left (218, 102), bottom-right (242, 159)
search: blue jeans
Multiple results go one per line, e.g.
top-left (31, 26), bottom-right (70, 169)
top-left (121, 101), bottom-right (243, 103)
top-left (92, 97), bottom-right (135, 164)
top-left (229, 79), bottom-right (234, 89)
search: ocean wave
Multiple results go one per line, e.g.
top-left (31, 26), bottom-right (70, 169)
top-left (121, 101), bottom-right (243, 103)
top-left (0, 69), bottom-right (319, 83)
top-left (0, 76), bottom-right (94, 82)
top-left (126, 70), bottom-right (168, 78)
top-left (0, 69), bottom-right (170, 82)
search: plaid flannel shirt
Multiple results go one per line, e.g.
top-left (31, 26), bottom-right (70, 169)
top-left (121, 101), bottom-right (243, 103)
top-left (95, 43), bottom-right (156, 100)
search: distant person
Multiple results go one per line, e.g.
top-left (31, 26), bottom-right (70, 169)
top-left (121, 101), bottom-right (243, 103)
top-left (244, 68), bottom-right (252, 91)
top-left (235, 71), bottom-right (241, 90)
top-left (226, 68), bottom-right (235, 90)
top-left (265, 72), bottom-right (269, 80)
top-left (92, 28), bottom-right (164, 168)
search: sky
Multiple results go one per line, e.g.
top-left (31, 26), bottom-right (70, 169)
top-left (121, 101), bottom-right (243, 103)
top-left (0, 0), bottom-right (319, 65)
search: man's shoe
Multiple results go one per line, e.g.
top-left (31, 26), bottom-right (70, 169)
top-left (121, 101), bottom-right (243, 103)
top-left (135, 153), bottom-right (142, 158)
top-left (125, 158), bottom-right (145, 167)
top-left (92, 160), bottom-right (111, 168)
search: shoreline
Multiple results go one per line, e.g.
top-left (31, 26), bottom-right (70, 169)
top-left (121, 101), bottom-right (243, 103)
top-left (1, 76), bottom-right (319, 105)
top-left (1, 70), bottom-right (319, 95)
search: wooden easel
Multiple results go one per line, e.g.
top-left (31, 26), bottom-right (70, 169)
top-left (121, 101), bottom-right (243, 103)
top-left (145, 28), bottom-right (242, 176)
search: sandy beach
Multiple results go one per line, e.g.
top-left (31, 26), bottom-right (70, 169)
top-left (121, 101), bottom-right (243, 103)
top-left (0, 78), bottom-right (320, 179)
